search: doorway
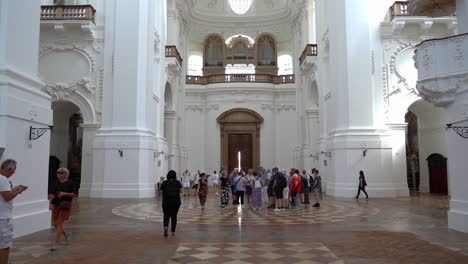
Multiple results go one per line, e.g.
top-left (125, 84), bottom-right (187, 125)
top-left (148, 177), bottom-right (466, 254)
top-left (217, 108), bottom-right (263, 173)
top-left (427, 153), bottom-right (448, 195)
top-left (228, 133), bottom-right (253, 172)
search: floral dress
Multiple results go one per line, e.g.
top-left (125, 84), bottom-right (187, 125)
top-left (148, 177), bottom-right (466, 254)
top-left (251, 178), bottom-right (263, 208)
top-left (198, 179), bottom-right (208, 205)
top-left (220, 176), bottom-right (229, 208)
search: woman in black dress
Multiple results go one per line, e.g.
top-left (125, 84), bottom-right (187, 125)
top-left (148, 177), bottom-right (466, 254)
top-left (160, 170), bottom-right (182, 237)
top-left (220, 171), bottom-right (229, 208)
top-left (355, 170), bottom-right (369, 198)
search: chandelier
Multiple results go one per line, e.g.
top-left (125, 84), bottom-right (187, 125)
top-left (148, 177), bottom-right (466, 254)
top-left (228, 0), bottom-right (253, 15)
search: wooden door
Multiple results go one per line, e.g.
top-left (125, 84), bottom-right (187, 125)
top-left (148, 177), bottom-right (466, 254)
top-left (228, 133), bottom-right (253, 173)
top-left (427, 154), bottom-right (448, 195)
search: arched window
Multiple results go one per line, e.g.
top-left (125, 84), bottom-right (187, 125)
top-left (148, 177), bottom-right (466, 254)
top-left (228, 0), bottom-right (253, 15)
top-left (278, 54), bottom-right (293, 75)
top-left (188, 55), bottom-right (203, 76)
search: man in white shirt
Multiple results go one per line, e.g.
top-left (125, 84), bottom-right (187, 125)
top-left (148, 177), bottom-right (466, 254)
top-left (181, 170), bottom-right (191, 196)
top-left (0, 159), bottom-right (27, 264)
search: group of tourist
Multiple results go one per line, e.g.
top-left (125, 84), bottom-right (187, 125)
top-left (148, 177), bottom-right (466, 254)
top-left (0, 159), bottom-right (78, 261)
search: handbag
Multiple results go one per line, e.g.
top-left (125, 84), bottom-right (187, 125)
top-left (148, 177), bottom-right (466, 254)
top-left (58, 200), bottom-right (72, 209)
top-left (232, 177), bottom-right (243, 193)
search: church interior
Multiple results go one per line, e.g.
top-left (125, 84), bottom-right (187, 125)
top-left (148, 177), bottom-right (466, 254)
top-left (0, 0), bottom-right (468, 263)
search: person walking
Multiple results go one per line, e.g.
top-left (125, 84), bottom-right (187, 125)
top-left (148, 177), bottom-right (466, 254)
top-left (160, 170), bottom-right (182, 237)
top-left (234, 171), bottom-right (247, 205)
top-left (311, 169), bottom-right (322, 207)
top-left (230, 168), bottom-right (239, 204)
top-left (197, 173), bottom-right (209, 210)
top-left (0, 159), bottom-right (27, 263)
top-left (192, 170), bottom-right (201, 196)
top-left (49, 168), bottom-right (78, 251)
top-left (355, 170), bottom-right (369, 198)
top-left (220, 171), bottom-right (230, 208)
top-left (181, 170), bottom-right (191, 197)
top-left (211, 170), bottom-right (220, 196)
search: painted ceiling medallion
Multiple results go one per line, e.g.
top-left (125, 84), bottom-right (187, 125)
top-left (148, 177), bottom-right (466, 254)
top-left (228, 0), bottom-right (253, 15)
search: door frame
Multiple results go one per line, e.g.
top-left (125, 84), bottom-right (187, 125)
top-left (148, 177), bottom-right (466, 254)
top-left (217, 108), bottom-right (263, 173)
top-left (427, 153), bottom-right (448, 195)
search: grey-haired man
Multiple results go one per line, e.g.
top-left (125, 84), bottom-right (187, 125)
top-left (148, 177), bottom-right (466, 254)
top-left (0, 159), bottom-right (27, 264)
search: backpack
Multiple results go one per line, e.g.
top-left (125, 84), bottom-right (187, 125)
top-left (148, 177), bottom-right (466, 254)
top-left (278, 173), bottom-right (287, 189)
top-left (255, 179), bottom-right (262, 189)
top-left (301, 176), bottom-right (308, 188)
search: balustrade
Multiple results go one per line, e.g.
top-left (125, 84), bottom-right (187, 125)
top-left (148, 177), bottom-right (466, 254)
top-left (165, 46), bottom-right (183, 66)
top-left (390, 1), bottom-right (409, 21)
top-left (186, 74), bottom-right (294, 85)
top-left (41, 5), bottom-right (96, 23)
top-left (299, 44), bottom-right (318, 66)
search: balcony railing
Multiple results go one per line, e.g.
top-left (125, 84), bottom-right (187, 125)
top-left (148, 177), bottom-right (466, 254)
top-left (165, 46), bottom-right (183, 66)
top-left (41, 5), bottom-right (96, 24)
top-left (186, 74), bottom-right (295, 85)
top-left (299, 44), bottom-right (318, 66)
top-left (390, 1), bottom-right (409, 21)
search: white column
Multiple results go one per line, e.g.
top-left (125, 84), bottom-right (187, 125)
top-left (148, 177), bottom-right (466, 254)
top-left (457, 0), bottom-right (468, 34)
top-left (308, 0), bottom-right (317, 43)
top-left (91, 0), bottom-right (159, 198)
top-left (0, 1), bottom-right (52, 236)
top-left (79, 124), bottom-right (99, 197)
top-left (319, 0), bottom-right (408, 197)
top-left (446, 100), bottom-right (468, 232)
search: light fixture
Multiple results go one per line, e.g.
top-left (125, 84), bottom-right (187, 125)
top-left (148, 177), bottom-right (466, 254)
top-left (118, 148), bottom-right (123, 157)
top-left (309, 153), bottom-right (319, 160)
top-left (29, 126), bottom-right (53, 141)
top-left (154, 151), bottom-right (165, 158)
top-left (0, 146), bottom-right (5, 160)
top-left (362, 146), bottom-right (368, 157)
top-left (321, 151), bottom-right (331, 159)
top-left (228, 0), bottom-right (253, 15)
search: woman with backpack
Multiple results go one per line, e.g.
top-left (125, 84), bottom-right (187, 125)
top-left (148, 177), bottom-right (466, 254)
top-left (160, 170), bottom-right (182, 237)
top-left (251, 172), bottom-right (263, 209)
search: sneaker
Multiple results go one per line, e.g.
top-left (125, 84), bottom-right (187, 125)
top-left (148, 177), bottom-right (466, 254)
top-left (273, 208), bottom-right (281, 212)
top-left (50, 243), bottom-right (60, 251)
top-left (64, 232), bottom-right (72, 242)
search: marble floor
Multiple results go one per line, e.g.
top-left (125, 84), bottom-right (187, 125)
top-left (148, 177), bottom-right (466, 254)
top-left (10, 193), bottom-right (468, 264)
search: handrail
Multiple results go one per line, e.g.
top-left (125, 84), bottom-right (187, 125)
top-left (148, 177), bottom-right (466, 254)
top-left (390, 1), bottom-right (409, 21)
top-left (299, 44), bottom-right (318, 65)
top-left (186, 74), bottom-right (295, 85)
top-left (41, 5), bottom-right (96, 24)
top-left (165, 46), bottom-right (183, 65)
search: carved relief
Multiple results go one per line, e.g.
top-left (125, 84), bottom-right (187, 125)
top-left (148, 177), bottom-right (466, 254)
top-left (206, 104), bottom-right (219, 111)
top-left (261, 104), bottom-right (275, 111)
top-left (277, 105), bottom-right (296, 111)
top-left (185, 105), bottom-right (203, 112)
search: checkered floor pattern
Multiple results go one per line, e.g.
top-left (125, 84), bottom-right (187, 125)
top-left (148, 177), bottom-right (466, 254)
top-left (112, 199), bottom-right (380, 226)
top-left (168, 242), bottom-right (344, 264)
top-left (396, 194), bottom-right (450, 209)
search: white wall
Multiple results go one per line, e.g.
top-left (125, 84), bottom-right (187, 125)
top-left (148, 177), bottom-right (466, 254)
top-left (184, 83), bottom-right (297, 173)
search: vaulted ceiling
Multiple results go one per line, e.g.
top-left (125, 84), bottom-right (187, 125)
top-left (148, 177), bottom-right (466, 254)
top-left (176, 0), bottom-right (305, 44)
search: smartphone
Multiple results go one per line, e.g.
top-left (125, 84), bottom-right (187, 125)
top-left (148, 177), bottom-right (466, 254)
top-left (20, 185), bottom-right (28, 190)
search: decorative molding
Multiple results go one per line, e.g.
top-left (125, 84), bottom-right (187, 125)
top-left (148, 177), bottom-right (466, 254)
top-left (42, 78), bottom-right (92, 101)
top-left (277, 104), bottom-right (296, 111)
top-left (261, 104), bottom-right (275, 111)
top-left (39, 42), bottom-right (97, 73)
top-left (205, 104), bottom-right (219, 111)
top-left (185, 105), bottom-right (203, 112)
